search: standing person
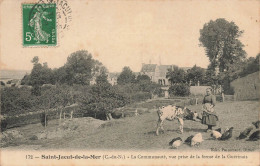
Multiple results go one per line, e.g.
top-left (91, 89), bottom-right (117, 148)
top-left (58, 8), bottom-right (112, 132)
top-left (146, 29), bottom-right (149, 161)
top-left (29, 6), bottom-right (52, 43)
top-left (201, 88), bottom-right (218, 132)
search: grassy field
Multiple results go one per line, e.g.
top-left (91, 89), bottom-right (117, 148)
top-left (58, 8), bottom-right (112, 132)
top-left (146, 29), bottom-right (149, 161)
top-left (1, 100), bottom-right (259, 151)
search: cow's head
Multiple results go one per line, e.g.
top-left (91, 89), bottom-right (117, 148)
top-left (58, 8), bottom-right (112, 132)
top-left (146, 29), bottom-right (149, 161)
top-left (183, 107), bottom-right (198, 120)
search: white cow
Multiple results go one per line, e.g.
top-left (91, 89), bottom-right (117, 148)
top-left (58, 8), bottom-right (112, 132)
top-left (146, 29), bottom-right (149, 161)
top-left (156, 105), bottom-right (198, 135)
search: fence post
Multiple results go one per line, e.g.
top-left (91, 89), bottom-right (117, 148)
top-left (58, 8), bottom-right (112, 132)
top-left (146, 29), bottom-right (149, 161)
top-left (135, 109), bottom-right (138, 116)
top-left (70, 110), bottom-right (73, 119)
top-left (44, 110), bottom-right (47, 129)
top-left (59, 108), bottom-right (62, 124)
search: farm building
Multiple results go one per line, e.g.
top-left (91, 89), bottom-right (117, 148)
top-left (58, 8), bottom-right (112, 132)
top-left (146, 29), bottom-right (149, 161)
top-left (140, 63), bottom-right (191, 86)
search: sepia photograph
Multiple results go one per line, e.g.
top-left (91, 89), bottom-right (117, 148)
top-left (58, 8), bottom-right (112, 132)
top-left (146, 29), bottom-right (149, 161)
top-left (0, 0), bottom-right (259, 165)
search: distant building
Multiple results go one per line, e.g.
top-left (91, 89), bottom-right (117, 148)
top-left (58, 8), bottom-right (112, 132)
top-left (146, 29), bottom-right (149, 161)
top-left (140, 63), bottom-right (191, 86)
top-left (107, 72), bottom-right (139, 86)
top-left (105, 64), bottom-right (191, 86)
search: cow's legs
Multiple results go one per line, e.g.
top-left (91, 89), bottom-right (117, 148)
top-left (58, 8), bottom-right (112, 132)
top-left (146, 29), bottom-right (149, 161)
top-left (156, 119), bottom-right (164, 135)
top-left (177, 118), bottom-right (184, 134)
top-left (160, 121), bottom-right (165, 133)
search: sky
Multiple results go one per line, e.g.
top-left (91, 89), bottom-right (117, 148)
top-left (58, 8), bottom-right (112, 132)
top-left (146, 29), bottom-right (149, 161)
top-left (0, 0), bottom-right (259, 72)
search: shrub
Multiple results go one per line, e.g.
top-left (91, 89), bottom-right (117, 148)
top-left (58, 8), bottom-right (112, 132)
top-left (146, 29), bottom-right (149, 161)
top-left (79, 84), bottom-right (129, 120)
top-left (31, 85), bottom-right (42, 96)
top-left (131, 92), bottom-right (152, 102)
top-left (1, 119), bottom-right (8, 132)
top-left (168, 83), bottom-right (190, 97)
top-left (1, 87), bottom-right (35, 116)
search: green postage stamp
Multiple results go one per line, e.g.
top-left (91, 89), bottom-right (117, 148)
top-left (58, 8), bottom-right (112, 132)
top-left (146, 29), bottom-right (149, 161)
top-left (22, 3), bottom-right (56, 46)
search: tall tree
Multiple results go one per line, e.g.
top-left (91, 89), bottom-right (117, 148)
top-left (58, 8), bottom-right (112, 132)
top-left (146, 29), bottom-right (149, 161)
top-left (199, 18), bottom-right (246, 73)
top-left (28, 56), bottom-right (54, 87)
top-left (95, 69), bottom-right (109, 85)
top-left (136, 74), bottom-right (151, 83)
top-left (117, 67), bottom-right (136, 85)
top-left (187, 65), bottom-right (205, 85)
top-left (64, 50), bottom-right (104, 85)
top-left (166, 66), bottom-right (187, 85)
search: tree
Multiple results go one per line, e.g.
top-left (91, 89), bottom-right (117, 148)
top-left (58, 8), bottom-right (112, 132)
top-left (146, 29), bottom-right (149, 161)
top-left (1, 87), bottom-right (34, 115)
top-left (136, 74), bottom-right (151, 83)
top-left (204, 53), bottom-right (259, 94)
top-left (203, 69), bottom-right (219, 86)
top-left (79, 83), bottom-right (128, 120)
top-left (95, 71), bottom-right (109, 85)
top-left (135, 74), bottom-right (161, 96)
top-left (117, 67), bottom-right (136, 85)
top-left (168, 83), bottom-right (190, 97)
top-left (199, 18), bottom-right (247, 73)
top-left (27, 57), bottom-right (55, 96)
top-left (52, 66), bottom-right (67, 84)
top-left (31, 56), bottom-right (39, 64)
top-left (64, 50), bottom-right (105, 85)
top-left (21, 74), bottom-right (31, 85)
top-left (64, 50), bottom-right (94, 85)
top-left (23, 56), bottom-right (54, 87)
top-left (37, 85), bottom-right (74, 128)
top-left (239, 53), bottom-right (260, 77)
top-left (166, 66), bottom-right (187, 85)
top-left (95, 67), bottom-right (109, 85)
top-left (186, 65), bottom-right (205, 85)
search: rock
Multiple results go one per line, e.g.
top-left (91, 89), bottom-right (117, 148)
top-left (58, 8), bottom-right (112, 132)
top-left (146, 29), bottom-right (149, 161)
top-left (46, 130), bottom-right (64, 139)
top-left (60, 121), bottom-right (79, 131)
top-left (36, 132), bottom-right (47, 139)
top-left (29, 135), bottom-right (38, 140)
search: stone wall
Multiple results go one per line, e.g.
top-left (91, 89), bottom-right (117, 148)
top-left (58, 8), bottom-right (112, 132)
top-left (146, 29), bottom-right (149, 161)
top-left (230, 71), bottom-right (259, 101)
top-left (190, 86), bottom-right (211, 96)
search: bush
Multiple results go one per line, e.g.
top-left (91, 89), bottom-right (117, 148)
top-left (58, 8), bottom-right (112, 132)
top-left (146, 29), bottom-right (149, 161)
top-left (1, 87), bottom-right (35, 116)
top-left (131, 92), bottom-right (152, 102)
top-left (168, 83), bottom-right (190, 97)
top-left (79, 84), bottom-right (129, 120)
top-left (1, 119), bottom-right (8, 132)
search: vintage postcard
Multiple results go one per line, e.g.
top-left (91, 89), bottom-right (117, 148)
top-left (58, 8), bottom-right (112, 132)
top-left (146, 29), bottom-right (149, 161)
top-left (0, 0), bottom-right (259, 165)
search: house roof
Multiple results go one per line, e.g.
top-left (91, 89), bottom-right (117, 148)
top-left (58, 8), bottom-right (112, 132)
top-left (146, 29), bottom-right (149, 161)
top-left (158, 65), bottom-right (171, 77)
top-left (140, 64), bottom-right (157, 73)
top-left (140, 64), bottom-right (193, 77)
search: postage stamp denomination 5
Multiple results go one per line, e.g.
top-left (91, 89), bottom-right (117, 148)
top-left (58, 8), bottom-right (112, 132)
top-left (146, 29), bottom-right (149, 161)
top-left (22, 3), bottom-right (56, 46)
